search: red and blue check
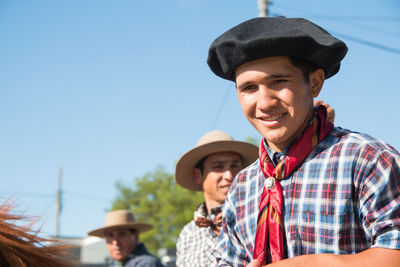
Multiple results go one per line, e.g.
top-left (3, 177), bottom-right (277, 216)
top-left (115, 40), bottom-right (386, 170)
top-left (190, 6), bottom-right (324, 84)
top-left (216, 127), bottom-right (400, 266)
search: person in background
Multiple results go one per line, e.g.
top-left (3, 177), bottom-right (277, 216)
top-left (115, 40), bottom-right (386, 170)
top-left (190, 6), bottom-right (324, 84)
top-left (175, 130), bottom-right (258, 266)
top-left (88, 209), bottom-right (164, 267)
top-left (206, 16), bottom-right (400, 266)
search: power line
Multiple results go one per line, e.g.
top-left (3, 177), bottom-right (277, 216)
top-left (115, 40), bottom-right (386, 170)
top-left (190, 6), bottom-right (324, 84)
top-left (268, 7), bottom-right (400, 55)
top-left (0, 191), bottom-right (54, 199)
top-left (63, 190), bottom-right (108, 202)
top-left (272, 3), bottom-right (400, 21)
top-left (270, 1), bottom-right (400, 38)
top-left (270, 11), bottom-right (400, 38)
top-left (0, 190), bottom-right (107, 202)
top-left (304, 15), bottom-right (400, 22)
top-left (329, 30), bottom-right (400, 54)
top-left (209, 84), bottom-right (233, 130)
top-left (308, 15), bottom-right (400, 39)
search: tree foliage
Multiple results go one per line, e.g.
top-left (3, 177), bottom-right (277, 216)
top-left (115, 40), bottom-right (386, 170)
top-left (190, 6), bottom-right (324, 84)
top-left (246, 136), bottom-right (260, 146)
top-left (111, 166), bottom-right (204, 254)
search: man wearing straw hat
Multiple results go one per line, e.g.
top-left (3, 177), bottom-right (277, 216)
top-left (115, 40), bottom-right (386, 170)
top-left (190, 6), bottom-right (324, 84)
top-left (88, 209), bottom-right (164, 267)
top-left (206, 17), bottom-right (400, 267)
top-left (174, 130), bottom-right (259, 266)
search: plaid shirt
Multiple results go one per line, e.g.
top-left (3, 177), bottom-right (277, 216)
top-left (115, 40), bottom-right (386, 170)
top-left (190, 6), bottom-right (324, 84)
top-left (176, 203), bottom-right (219, 266)
top-left (216, 127), bottom-right (400, 266)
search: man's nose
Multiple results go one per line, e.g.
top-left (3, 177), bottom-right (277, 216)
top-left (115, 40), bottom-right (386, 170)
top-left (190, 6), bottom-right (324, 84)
top-left (222, 169), bottom-right (234, 181)
top-left (257, 87), bottom-right (278, 111)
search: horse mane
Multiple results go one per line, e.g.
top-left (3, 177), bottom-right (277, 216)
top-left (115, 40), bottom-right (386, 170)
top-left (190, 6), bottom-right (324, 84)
top-left (0, 201), bottom-right (76, 267)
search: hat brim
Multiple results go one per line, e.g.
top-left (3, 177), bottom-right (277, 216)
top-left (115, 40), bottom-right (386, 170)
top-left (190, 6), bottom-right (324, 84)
top-left (88, 222), bottom-right (153, 237)
top-left (175, 140), bottom-right (258, 191)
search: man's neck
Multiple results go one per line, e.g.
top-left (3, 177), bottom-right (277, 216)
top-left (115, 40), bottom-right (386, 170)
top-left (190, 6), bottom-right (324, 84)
top-left (204, 199), bottom-right (223, 214)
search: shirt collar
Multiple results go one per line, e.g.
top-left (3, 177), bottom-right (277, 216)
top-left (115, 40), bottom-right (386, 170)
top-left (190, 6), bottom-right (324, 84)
top-left (115, 242), bottom-right (146, 265)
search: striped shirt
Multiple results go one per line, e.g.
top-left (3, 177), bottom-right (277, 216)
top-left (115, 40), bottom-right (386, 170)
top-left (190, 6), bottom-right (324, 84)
top-left (216, 127), bottom-right (400, 266)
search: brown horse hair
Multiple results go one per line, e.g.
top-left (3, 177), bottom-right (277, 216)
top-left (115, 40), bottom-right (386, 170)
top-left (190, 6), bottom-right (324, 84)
top-left (0, 201), bottom-right (77, 267)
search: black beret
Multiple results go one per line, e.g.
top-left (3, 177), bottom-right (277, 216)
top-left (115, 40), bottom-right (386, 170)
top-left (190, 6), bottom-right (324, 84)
top-left (207, 17), bottom-right (348, 81)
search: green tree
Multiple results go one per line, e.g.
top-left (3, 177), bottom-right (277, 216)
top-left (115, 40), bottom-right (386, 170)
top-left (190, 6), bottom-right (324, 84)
top-left (111, 166), bottom-right (204, 254)
top-left (246, 136), bottom-right (260, 146)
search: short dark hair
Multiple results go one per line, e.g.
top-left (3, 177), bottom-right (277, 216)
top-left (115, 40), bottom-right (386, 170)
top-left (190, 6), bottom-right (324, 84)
top-left (289, 57), bottom-right (319, 84)
top-left (194, 156), bottom-right (207, 174)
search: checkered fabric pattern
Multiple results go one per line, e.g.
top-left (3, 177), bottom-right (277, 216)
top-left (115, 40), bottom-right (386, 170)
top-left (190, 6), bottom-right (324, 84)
top-left (176, 203), bottom-right (219, 266)
top-left (216, 127), bottom-right (400, 266)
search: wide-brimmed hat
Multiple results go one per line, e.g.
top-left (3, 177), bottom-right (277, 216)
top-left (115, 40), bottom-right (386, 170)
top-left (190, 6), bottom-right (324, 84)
top-left (88, 210), bottom-right (153, 237)
top-left (175, 130), bottom-right (258, 191)
top-left (207, 17), bottom-right (348, 81)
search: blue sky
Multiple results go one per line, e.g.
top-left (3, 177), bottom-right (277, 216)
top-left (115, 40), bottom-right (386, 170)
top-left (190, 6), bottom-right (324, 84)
top-left (1, 0), bottom-right (399, 238)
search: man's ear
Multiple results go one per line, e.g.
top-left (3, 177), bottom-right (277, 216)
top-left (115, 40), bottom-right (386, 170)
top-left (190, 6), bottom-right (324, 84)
top-left (193, 168), bottom-right (203, 185)
top-left (309, 69), bottom-right (324, 98)
top-left (134, 231), bottom-right (139, 240)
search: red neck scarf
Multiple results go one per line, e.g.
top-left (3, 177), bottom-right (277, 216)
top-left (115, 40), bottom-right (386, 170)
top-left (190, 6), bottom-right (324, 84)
top-left (253, 106), bottom-right (333, 264)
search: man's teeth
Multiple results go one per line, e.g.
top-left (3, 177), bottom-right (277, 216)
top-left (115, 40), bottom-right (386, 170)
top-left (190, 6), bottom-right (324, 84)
top-left (265, 114), bottom-right (284, 121)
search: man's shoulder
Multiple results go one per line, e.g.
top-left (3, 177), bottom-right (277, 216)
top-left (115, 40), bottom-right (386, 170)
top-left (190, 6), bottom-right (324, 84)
top-left (329, 127), bottom-right (399, 154)
top-left (179, 220), bottom-right (197, 235)
top-left (124, 243), bottom-right (164, 267)
top-left (176, 218), bottom-right (218, 266)
top-left (315, 127), bottom-right (400, 166)
top-left (228, 159), bottom-right (261, 195)
top-left (125, 252), bottom-right (163, 267)
top-left (234, 159), bottom-right (260, 184)
top-left (178, 220), bottom-right (211, 241)
top-left (225, 159), bottom-right (262, 212)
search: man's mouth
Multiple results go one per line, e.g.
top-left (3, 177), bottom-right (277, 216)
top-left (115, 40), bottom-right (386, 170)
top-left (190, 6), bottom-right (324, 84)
top-left (113, 247), bottom-right (122, 254)
top-left (266, 113), bottom-right (285, 120)
top-left (220, 184), bottom-right (231, 189)
top-left (258, 112), bottom-right (287, 126)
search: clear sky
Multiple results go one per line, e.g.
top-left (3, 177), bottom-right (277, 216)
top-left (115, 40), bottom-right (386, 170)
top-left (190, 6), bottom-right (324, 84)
top-left (1, 0), bottom-right (399, 238)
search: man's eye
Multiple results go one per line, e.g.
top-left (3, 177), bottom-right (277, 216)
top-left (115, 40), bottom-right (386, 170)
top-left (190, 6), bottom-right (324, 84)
top-left (272, 79), bottom-right (287, 85)
top-left (118, 231), bottom-right (127, 237)
top-left (240, 85), bottom-right (258, 92)
top-left (213, 165), bottom-right (224, 170)
top-left (231, 164), bottom-right (241, 170)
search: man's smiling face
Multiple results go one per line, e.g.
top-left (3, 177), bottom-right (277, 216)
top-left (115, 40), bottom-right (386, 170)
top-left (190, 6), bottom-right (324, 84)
top-left (194, 151), bottom-right (242, 209)
top-left (235, 56), bottom-right (323, 152)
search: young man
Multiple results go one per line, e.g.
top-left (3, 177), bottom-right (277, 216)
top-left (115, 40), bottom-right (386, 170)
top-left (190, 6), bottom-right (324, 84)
top-left (88, 209), bottom-right (164, 267)
top-left (206, 17), bottom-right (400, 266)
top-left (175, 130), bottom-right (259, 266)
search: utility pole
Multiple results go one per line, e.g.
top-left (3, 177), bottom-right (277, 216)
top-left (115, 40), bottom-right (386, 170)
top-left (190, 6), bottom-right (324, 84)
top-left (55, 166), bottom-right (63, 237)
top-left (258, 0), bottom-right (269, 17)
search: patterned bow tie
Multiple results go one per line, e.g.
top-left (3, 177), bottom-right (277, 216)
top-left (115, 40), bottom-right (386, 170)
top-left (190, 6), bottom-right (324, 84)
top-left (194, 203), bottom-right (223, 236)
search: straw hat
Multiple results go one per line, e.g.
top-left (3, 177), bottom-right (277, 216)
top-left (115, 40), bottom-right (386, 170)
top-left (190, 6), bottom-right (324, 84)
top-left (88, 210), bottom-right (153, 237)
top-left (175, 130), bottom-right (258, 191)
